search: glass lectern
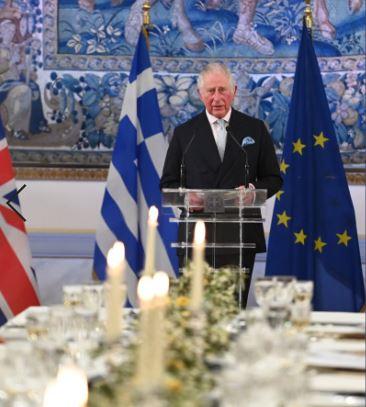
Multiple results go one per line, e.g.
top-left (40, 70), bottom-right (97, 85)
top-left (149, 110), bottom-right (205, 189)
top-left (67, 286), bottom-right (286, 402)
top-left (162, 188), bottom-right (267, 307)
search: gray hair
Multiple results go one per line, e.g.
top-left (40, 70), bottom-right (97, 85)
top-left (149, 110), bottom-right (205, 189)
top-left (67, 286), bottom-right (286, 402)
top-left (197, 62), bottom-right (236, 91)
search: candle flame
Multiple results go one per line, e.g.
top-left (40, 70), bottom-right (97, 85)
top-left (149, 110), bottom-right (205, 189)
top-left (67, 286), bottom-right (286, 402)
top-left (194, 221), bottom-right (205, 245)
top-left (138, 276), bottom-right (154, 301)
top-left (43, 380), bottom-right (62, 407)
top-left (113, 241), bottom-right (125, 254)
top-left (44, 363), bottom-right (88, 407)
top-left (148, 205), bottom-right (159, 224)
top-left (153, 271), bottom-right (169, 297)
top-left (107, 241), bottom-right (125, 268)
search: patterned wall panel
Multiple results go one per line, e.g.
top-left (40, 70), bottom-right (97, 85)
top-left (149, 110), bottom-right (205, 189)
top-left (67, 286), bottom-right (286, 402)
top-left (0, 0), bottom-right (364, 179)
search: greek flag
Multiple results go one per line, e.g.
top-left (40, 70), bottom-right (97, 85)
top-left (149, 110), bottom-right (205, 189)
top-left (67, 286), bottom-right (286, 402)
top-left (93, 32), bottom-right (178, 306)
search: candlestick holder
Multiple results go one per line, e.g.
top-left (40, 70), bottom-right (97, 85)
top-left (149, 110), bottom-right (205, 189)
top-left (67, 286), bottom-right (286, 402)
top-left (131, 382), bottom-right (168, 407)
top-left (188, 308), bottom-right (206, 362)
top-left (234, 267), bottom-right (251, 310)
top-left (140, 387), bottom-right (166, 406)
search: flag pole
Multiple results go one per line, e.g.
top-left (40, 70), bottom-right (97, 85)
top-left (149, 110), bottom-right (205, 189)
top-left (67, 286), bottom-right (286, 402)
top-left (304, 0), bottom-right (313, 33)
top-left (142, 0), bottom-right (152, 48)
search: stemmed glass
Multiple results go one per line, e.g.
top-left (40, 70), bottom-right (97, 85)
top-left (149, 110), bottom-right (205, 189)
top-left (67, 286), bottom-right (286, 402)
top-left (254, 276), bottom-right (297, 329)
top-left (291, 281), bottom-right (314, 330)
top-left (63, 285), bottom-right (83, 308)
top-left (254, 277), bottom-right (278, 307)
top-left (266, 276), bottom-right (296, 329)
top-left (26, 308), bottom-right (50, 343)
top-left (67, 284), bottom-right (104, 369)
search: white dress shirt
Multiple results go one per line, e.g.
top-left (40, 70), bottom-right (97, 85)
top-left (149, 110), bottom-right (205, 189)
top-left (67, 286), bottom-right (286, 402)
top-left (206, 109), bottom-right (232, 161)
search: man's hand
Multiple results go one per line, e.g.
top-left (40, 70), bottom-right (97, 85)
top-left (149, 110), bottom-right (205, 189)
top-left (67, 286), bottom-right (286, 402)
top-left (235, 185), bottom-right (256, 206)
top-left (188, 191), bottom-right (204, 212)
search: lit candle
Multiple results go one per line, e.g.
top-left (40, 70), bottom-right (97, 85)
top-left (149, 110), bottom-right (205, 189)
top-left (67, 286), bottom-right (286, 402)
top-left (43, 380), bottom-right (63, 407)
top-left (143, 206), bottom-right (158, 277)
top-left (135, 275), bottom-right (155, 388)
top-left (106, 241), bottom-right (125, 342)
top-left (153, 271), bottom-right (169, 301)
top-left (43, 364), bottom-right (88, 407)
top-left (151, 271), bottom-right (169, 385)
top-left (191, 221), bottom-right (206, 311)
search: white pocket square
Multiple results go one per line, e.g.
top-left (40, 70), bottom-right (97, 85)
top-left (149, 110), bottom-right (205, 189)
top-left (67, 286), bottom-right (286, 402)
top-left (242, 136), bottom-right (255, 146)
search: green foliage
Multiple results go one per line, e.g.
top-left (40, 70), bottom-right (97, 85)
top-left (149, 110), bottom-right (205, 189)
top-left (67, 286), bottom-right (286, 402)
top-left (89, 264), bottom-right (239, 406)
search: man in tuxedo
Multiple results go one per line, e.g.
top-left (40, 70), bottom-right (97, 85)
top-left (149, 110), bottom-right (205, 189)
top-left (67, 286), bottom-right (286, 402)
top-left (160, 62), bottom-right (282, 306)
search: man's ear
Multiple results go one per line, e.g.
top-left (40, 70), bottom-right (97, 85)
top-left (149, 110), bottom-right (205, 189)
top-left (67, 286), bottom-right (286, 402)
top-left (233, 85), bottom-right (238, 97)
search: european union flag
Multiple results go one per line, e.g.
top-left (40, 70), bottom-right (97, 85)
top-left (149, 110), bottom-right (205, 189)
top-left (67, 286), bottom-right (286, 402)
top-left (265, 23), bottom-right (365, 312)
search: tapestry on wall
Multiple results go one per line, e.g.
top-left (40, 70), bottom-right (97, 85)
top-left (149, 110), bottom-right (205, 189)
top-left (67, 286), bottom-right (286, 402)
top-left (0, 0), bottom-right (364, 175)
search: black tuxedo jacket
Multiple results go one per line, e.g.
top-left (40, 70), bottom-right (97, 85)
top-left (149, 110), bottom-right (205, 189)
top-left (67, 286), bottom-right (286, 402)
top-left (160, 109), bottom-right (282, 255)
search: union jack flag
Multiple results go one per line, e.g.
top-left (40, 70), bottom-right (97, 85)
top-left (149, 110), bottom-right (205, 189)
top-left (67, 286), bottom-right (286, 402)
top-left (0, 119), bottom-right (40, 326)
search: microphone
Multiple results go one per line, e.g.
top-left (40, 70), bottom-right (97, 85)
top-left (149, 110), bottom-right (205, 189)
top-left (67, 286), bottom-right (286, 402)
top-left (180, 131), bottom-right (197, 189)
top-left (226, 125), bottom-right (249, 188)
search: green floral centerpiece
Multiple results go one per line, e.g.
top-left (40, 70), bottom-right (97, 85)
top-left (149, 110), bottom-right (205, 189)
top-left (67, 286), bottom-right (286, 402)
top-left (89, 263), bottom-right (239, 406)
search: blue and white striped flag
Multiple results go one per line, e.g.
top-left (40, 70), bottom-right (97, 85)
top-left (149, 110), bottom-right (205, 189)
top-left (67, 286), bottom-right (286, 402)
top-left (93, 32), bottom-right (178, 306)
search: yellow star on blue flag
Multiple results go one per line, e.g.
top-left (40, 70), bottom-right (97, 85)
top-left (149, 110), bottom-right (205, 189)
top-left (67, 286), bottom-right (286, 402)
top-left (314, 237), bottom-right (327, 253)
top-left (276, 190), bottom-right (284, 201)
top-left (294, 229), bottom-right (307, 245)
top-left (280, 159), bottom-right (290, 174)
top-left (336, 230), bottom-right (352, 246)
top-left (292, 138), bottom-right (306, 155)
top-left (277, 210), bottom-right (291, 228)
top-left (266, 23), bottom-right (365, 312)
top-left (314, 132), bottom-right (329, 148)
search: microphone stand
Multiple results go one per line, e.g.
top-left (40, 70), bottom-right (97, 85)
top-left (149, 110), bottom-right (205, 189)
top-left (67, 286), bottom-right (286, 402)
top-left (180, 161), bottom-right (185, 190)
top-left (244, 160), bottom-right (249, 189)
top-left (180, 131), bottom-right (197, 268)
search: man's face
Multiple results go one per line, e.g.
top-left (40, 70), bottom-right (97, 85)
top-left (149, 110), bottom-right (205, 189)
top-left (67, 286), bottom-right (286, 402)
top-left (198, 70), bottom-right (237, 118)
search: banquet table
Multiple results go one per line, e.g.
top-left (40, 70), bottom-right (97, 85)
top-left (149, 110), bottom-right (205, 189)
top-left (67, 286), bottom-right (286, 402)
top-left (0, 307), bottom-right (365, 407)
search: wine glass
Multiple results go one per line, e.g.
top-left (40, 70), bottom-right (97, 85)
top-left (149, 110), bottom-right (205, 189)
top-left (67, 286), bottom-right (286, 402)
top-left (63, 285), bottom-right (83, 308)
top-left (291, 281), bottom-right (314, 330)
top-left (26, 308), bottom-right (50, 342)
top-left (254, 276), bottom-right (277, 307)
top-left (265, 277), bottom-right (296, 329)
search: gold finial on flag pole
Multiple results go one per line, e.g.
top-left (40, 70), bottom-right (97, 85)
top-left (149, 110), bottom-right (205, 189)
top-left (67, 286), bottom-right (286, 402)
top-left (304, 0), bottom-right (313, 31)
top-left (142, 0), bottom-right (152, 47)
